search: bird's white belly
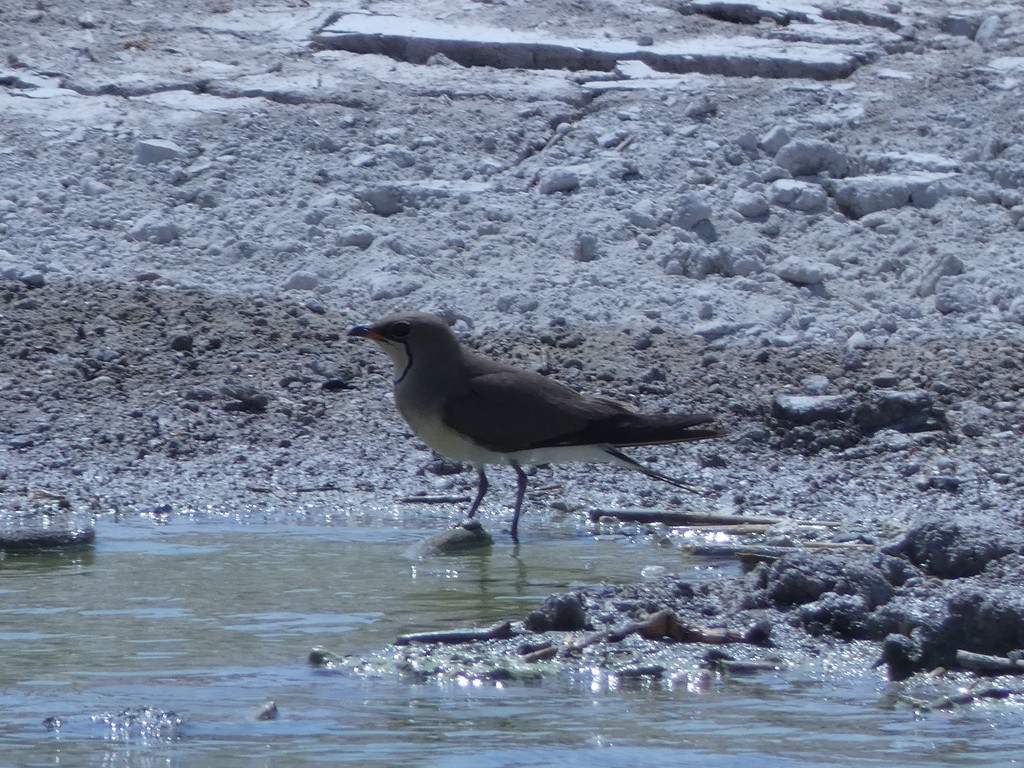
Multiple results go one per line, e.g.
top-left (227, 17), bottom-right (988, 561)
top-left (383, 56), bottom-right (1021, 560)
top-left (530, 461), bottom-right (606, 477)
top-left (397, 401), bottom-right (614, 468)
top-left (398, 402), bottom-right (497, 464)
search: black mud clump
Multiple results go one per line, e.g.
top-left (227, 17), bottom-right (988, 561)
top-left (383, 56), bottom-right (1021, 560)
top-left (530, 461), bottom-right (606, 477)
top-left (760, 551), bottom-right (898, 609)
top-left (885, 517), bottom-right (1024, 578)
top-left (523, 592), bottom-right (590, 632)
top-left (749, 517), bottom-right (1024, 677)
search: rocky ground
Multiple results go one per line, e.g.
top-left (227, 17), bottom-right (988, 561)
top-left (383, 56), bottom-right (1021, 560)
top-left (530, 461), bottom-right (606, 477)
top-left (2, 0), bottom-right (1024, 694)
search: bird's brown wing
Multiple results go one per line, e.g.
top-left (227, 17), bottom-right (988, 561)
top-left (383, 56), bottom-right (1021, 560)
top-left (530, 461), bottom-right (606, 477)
top-left (441, 366), bottom-right (722, 453)
top-left (441, 369), bottom-right (630, 454)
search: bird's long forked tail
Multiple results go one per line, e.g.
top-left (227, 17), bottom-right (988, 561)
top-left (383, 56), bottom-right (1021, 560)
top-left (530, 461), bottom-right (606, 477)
top-left (602, 445), bottom-right (707, 493)
top-left (603, 411), bottom-right (726, 448)
top-left (600, 413), bottom-right (726, 493)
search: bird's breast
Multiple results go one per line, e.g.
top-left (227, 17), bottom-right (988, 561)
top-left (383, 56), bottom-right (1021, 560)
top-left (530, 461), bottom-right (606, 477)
top-left (395, 393), bottom-right (495, 465)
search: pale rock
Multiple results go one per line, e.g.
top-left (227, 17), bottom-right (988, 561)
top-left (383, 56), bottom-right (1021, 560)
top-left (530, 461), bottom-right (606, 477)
top-left (829, 173), bottom-right (953, 219)
top-left (337, 225), bottom-right (376, 249)
top-left (81, 178), bottom-right (112, 196)
top-left (538, 167), bottom-right (579, 194)
top-left (934, 276), bottom-right (984, 314)
top-left (772, 394), bottom-right (850, 424)
top-left (693, 320), bottom-right (748, 341)
top-left (974, 15), bottom-right (1002, 47)
top-left (731, 189), bottom-right (769, 218)
top-left (769, 179), bottom-right (828, 212)
top-left (802, 375), bottom-right (832, 395)
top-left (846, 330), bottom-right (870, 351)
top-left (773, 255), bottom-right (839, 285)
top-left (774, 139), bottom-right (849, 178)
top-left (628, 198), bottom-right (662, 229)
top-left (369, 276), bottom-right (422, 301)
top-left (135, 138), bottom-right (186, 165)
top-left (684, 95), bottom-right (717, 118)
top-left (128, 210), bottom-right (180, 244)
top-left (283, 270), bottom-right (319, 291)
top-left (759, 125), bottom-right (791, 156)
top-left (916, 253), bottom-right (964, 298)
top-left (663, 258), bottom-right (685, 275)
top-left (573, 232), bottom-right (599, 262)
top-left (715, 246), bottom-right (762, 277)
top-left (671, 191), bottom-right (713, 229)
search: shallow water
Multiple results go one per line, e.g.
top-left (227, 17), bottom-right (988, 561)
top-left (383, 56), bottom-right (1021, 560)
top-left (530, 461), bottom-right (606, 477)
top-left (1, 515), bottom-right (1022, 767)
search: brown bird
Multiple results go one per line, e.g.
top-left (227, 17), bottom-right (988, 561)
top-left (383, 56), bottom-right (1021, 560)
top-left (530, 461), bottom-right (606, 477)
top-left (349, 312), bottom-right (724, 538)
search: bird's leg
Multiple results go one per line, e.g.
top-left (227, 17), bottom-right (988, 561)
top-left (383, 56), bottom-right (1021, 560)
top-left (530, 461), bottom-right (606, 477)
top-left (509, 461), bottom-right (529, 540)
top-left (466, 466), bottom-right (488, 519)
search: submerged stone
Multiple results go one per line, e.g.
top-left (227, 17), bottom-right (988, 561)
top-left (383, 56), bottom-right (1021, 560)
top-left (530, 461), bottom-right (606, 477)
top-left (409, 520), bottom-right (494, 556)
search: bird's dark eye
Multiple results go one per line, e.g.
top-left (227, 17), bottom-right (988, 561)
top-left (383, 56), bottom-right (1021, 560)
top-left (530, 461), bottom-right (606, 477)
top-left (389, 321), bottom-right (411, 340)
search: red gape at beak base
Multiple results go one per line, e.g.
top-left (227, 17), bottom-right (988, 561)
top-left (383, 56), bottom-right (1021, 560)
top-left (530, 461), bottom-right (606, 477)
top-left (348, 325), bottom-right (386, 341)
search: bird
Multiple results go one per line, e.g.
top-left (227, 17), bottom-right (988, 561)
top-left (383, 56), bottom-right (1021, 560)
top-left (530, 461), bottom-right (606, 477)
top-left (348, 312), bottom-right (724, 539)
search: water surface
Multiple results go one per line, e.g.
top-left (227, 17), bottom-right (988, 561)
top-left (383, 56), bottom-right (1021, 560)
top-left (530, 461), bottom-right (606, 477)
top-left (1, 516), bottom-right (1021, 767)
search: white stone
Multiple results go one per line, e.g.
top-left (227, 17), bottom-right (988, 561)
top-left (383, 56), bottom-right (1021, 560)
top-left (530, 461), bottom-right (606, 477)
top-left (802, 375), bottom-right (832, 395)
top-left (671, 191), bottom-right (713, 229)
top-left (81, 178), bottom-right (112, 196)
top-left (934, 276), bottom-right (984, 314)
top-left (759, 125), bottom-right (791, 155)
top-left (628, 199), bottom-right (661, 229)
top-left (731, 189), bottom-right (769, 218)
top-left (128, 210), bottom-right (180, 244)
top-left (829, 173), bottom-right (954, 219)
top-left (337, 225), bottom-right (375, 249)
top-left (772, 255), bottom-right (839, 285)
top-left (769, 179), bottom-right (828, 212)
top-left (135, 138), bottom-right (186, 165)
top-left (775, 139), bottom-right (849, 178)
top-left (369, 276), bottom-right (422, 301)
top-left (538, 167), bottom-right (580, 194)
top-left (283, 270), bottom-right (319, 291)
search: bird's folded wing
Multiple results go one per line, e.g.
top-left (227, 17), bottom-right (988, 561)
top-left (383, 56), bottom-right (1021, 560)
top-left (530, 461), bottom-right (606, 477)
top-left (441, 371), bottom-right (630, 454)
top-left (441, 371), bottom-right (722, 453)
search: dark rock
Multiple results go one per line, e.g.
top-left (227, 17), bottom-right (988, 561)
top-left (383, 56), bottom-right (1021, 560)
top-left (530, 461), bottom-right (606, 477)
top-left (321, 377), bottom-right (352, 391)
top-left (772, 393), bottom-right (851, 424)
top-left (743, 619), bottom-right (773, 646)
top-left (424, 457), bottom-right (463, 476)
top-left (874, 553), bottom-right (922, 587)
top-left (0, 516), bottom-right (96, 552)
top-left (920, 474), bottom-right (961, 492)
top-left (867, 556), bottom-right (1024, 671)
top-left (798, 593), bottom-right (870, 637)
top-left (221, 384), bottom-right (270, 413)
top-left (764, 552), bottom-right (895, 609)
top-left (20, 271), bottom-right (46, 288)
top-left (254, 700), bottom-right (278, 721)
top-left (887, 518), bottom-right (1022, 578)
top-left (356, 185), bottom-right (404, 216)
top-left (876, 634), bottom-right (921, 681)
top-left (945, 585), bottom-right (1024, 657)
top-left (854, 389), bottom-right (946, 434)
top-left (185, 386), bottom-right (217, 401)
top-left (169, 332), bottom-right (194, 352)
top-left (524, 592), bottom-right (589, 633)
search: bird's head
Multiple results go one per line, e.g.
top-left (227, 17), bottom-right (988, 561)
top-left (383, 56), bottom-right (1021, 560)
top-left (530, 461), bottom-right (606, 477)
top-left (348, 312), bottom-right (460, 383)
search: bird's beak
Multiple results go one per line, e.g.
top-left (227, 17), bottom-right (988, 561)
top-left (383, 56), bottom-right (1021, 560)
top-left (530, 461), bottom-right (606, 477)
top-left (348, 324), bottom-right (385, 341)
